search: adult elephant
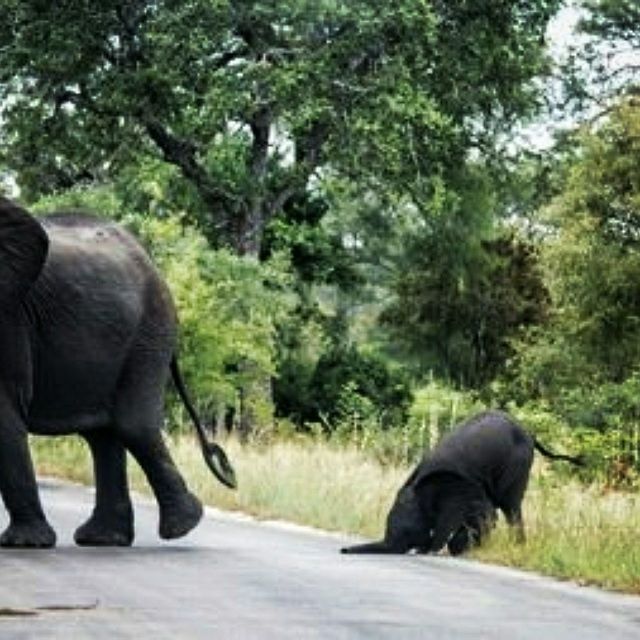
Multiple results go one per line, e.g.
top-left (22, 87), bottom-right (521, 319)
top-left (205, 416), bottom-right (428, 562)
top-left (341, 410), bottom-right (582, 555)
top-left (0, 197), bottom-right (235, 548)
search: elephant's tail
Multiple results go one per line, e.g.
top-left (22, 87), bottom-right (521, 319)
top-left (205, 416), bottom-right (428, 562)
top-left (533, 437), bottom-right (584, 466)
top-left (170, 357), bottom-right (237, 489)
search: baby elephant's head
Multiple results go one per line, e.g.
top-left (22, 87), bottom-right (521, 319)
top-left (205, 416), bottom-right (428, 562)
top-left (340, 485), bottom-right (432, 554)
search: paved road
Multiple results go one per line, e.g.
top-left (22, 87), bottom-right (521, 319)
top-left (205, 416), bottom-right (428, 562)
top-left (0, 480), bottom-right (638, 639)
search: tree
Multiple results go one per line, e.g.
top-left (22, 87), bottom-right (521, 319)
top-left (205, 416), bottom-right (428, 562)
top-left (0, 0), bottom-right (562, 255)
top-left (501, 102), bottom-right (640, 477)
top-left (581, 0), bottom-right (640, 46)
top-left (380, 166), bottom-right (549, 387)
top-left (561, 0), bottom-right (640, 115)
top-left (532, 101), bottom-right (640, 386)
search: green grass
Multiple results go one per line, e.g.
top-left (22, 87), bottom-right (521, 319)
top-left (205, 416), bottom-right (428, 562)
top-left (473, 474), bottom-right (640, 592)
top-left (30, 434), bottom-right (640, 594)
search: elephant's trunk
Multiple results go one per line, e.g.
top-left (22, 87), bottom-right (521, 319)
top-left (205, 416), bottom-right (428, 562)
top-left (340, 539), bottom-right (402, 554)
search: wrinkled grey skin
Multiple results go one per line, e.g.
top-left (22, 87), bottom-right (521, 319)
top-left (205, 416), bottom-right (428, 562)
top-left (0, 197), bottom-right (234, 548)
top-left (341, 411), bottom-right (581, 555)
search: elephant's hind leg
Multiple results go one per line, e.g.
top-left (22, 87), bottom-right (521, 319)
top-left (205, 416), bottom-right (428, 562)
top-left (119, 427), bottom-right (203, 539)
top-left (74, 430), bottom-right (134, 546)
top-left (496, 453), bottom-right (532, 544)
top-left (114, 356), bottom-right (202, 540)
top-left (502, 504), bottom-right (526, 543)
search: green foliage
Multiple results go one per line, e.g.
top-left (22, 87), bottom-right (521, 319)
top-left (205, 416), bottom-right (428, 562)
top-left (0, 0), bottom-right (562, 254)
top-left (320, 376), bottom-right (485, 466)
top-left (505, 395), bottom-right (640, 489)
top-left (406, 378), bottom-right (486, 444)
top-left (308, 344), bottom-right (412, 431)
top-left (561, 0), bottom-right (640, 114)
top-left (497, 102), bottom-right (640, 483)
top-left (381, 165), bottom-right (549, 387)
top-left (262, 192), bottom-right (362, 288)
top-left (128, 215), bottom-right (294, 424)
top-left (509, 102), bottom-right (640, 395)
top-left (581, 0), bottom-right (640, 43)
top-left (29, 184), bottom-right (123, 219)
top-left (555, 377), bottom-right (640, 487)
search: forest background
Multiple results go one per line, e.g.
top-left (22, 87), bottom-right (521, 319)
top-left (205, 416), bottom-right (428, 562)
top-left (1, 1), bottom-right (640, 588)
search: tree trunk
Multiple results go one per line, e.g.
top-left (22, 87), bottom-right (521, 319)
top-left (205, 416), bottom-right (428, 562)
top-left (229, 203), bottom-right (266, 257)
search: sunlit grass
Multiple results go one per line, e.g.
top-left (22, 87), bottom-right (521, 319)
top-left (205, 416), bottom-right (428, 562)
top-left (473, 476), bottom-right (640, 593)
top-left (174, 437), bottom-right (407, 537)
top-left (30, 434), bottom-right (640, 594)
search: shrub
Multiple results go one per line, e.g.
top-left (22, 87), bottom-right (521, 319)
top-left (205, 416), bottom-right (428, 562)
top-left (127, 215), bottom-right (294, 430)
top-left (309, 345), bottom-right (412, 431)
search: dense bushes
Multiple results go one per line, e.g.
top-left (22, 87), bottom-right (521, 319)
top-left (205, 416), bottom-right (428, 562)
top-left (310, 345), bottom-right (412, 429)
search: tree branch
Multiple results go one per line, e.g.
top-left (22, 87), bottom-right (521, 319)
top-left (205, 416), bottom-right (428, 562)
top-left (143, 116), bottom-right (241, 211)
top-left (269, 121), bottom-right (329, 217)
top-left (249, 105), bottom-right (271, 181)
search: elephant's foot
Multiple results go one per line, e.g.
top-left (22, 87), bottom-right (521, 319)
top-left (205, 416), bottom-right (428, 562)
top-left (447, 527), bottom-right (473, 556)
top-left (74, 504), bottom-right (134, 547)
top-left (0, 519), bottom-right (56, 548)
top-left (159, 492), bottom-right (203, 540)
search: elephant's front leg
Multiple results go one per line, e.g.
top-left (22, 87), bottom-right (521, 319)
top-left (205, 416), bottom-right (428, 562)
top-left (429, 495), bottom-right (466, 553)
top-left (74, 430), bottom-right (134, 546)
top-left (0, 399), bottom-right (56, 548)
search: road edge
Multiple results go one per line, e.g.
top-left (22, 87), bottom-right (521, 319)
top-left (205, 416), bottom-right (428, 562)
top-left (37, 476), bottom-right (640, 609)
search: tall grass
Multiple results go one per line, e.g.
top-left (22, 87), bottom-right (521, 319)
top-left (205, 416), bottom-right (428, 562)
top-left (474, 473), bottom-right (640, 592)
top-left (30, 434), bottom-right (640, 594)
top-left (30, 435), bottom-right (406, 538)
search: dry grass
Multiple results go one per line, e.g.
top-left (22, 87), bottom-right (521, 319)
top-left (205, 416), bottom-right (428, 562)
top-left (473, 473), bottom-right (640, 593)
top-left (30, 434), bottom-right (640, 594)
top-left (139, 436), bottom-right (407, 538)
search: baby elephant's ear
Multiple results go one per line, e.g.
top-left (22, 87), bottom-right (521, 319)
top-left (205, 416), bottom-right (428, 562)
top-left (0, 197), bottom-right (49, 302)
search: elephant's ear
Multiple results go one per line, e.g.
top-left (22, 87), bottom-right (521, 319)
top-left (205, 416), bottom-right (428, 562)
top-left (0, 197), bottom-right (49, 302)
top-left (414, 470), bottom-right (485, 510)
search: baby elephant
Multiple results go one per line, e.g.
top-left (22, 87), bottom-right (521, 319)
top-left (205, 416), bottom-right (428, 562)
top-left (341, 410), bottom-right (582, 556)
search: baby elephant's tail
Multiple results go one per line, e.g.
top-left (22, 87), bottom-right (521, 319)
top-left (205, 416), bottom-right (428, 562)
top-left (533, 438), bottom-right (584, 466)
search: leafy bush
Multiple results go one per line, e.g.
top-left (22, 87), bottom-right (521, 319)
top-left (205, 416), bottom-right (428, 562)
top-left (30, 184), bottom-right (123, 219)
top-left (327, 377), bottom-right (485, 466)
top-left (557, 376), bottom-right (640, 487)
top-left (309, 344), bottom-right (412, 431)
top-left (127, 215), bottom-right (294, 429)
top-left (509, 387), bottom-right (640, 489)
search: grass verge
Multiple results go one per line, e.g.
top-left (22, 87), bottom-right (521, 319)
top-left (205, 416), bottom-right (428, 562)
top-left (30, 434), bottom-right (640, 595)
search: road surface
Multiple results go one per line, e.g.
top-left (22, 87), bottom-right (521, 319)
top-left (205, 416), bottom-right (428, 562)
top-left (0, 479), bottom-right (638, 639)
